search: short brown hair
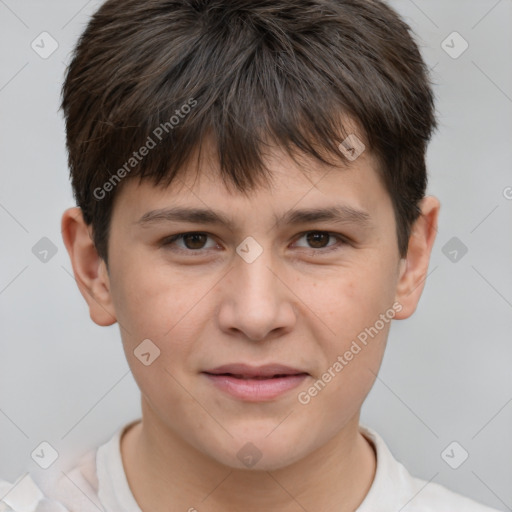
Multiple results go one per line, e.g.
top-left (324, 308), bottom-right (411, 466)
top-left (61, 0), bottom-right (437, 265)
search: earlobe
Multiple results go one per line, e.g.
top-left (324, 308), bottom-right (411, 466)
top-left (393, 196), bottom-right (440, 320)
top-left (61, 207), bottom-right (117, 326)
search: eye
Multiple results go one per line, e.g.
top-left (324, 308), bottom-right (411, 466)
top-left (161, 232), bottom-right (218, 253)
top-left (293, 231), bottom-right (348, 253)
top-left (160, 230), bottom-right (348, 256)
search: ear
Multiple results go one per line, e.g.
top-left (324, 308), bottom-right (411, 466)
top-left (61, 207), bottom-right (117, 326)
top-left (394, 196), bottom-right (440, 319)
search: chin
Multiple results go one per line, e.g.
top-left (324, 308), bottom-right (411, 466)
top-left (201, 429), bottom-right (313, 472)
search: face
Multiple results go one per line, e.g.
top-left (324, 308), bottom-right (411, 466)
top-left (95, 142), bottom-right (406, 470)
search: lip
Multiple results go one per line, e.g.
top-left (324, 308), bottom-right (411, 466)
top-left (202, 363), bottom-right (309, 401)
top-left (204, 363), bottom-right (307, 378)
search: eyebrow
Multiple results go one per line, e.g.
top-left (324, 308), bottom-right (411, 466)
top-left (135, 205), bottom-right (372, 231)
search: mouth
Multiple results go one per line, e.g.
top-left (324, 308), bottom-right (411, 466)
top-left (203, 363), bottom-right (308, 378)
top-left (204, 373), bottom-right (306, 380)
top-left (201, 363), bottom-right (309, 401)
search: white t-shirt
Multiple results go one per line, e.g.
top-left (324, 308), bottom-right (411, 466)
top-left (1, 420), bottom-right (501, 512)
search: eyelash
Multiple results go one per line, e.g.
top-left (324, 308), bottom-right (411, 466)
top-left (160, 231), bottom-right (349, 256)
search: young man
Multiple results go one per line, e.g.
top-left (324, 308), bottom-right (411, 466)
top-left (2, 0), bottom-right (501, 510)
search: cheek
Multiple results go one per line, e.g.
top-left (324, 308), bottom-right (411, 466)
top-left (110, 261), bottom-right (223, 398)
top-left (110, 259), bottom-right (209, 342)
top-left (298, 276), bottom-right (392, 424)
top-left (307, 266), bottom-right (395, 341)
top-left (111, 268), bottom-right (200, 404)
top-left (295, 257), bottom-right (397, 401)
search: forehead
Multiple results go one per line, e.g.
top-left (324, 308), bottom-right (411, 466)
top-left (111, 140), bottom-right (390, 231)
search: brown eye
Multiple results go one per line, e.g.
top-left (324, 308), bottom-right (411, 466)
top-left (162, 232), bottom-right (216, 252)
top-left (305, 232), bottom-right (331, 249)
top-left (181, 233), bottom-right (208, 249)
top-left (294, 231), bottom-right (346, 252)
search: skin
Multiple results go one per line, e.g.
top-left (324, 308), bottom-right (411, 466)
top-left (61, 137), bottom-right (439, 512)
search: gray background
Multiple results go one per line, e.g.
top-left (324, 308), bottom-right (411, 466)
top-left (1, 0), bottom-right (511, 509)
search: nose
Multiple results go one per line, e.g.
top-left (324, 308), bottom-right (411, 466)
top-left (216, 248), bottom-right (298, 342)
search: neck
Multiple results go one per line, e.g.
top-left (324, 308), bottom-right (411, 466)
top-left (121, 400), bottom-right (376, 512)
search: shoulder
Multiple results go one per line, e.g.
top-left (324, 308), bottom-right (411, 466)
top-left (44, 448), bottom-right (102, 512)
top-left (0, 473), bottom-right (69, 512)
top-left (0, 454), bottom-right (100, 512)
top-left (358, 425), bottom-right (501, 512)
top-left (404, 473), bottom-right (501, 512)
top-left (39, 421), bottom-right (137, 512)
